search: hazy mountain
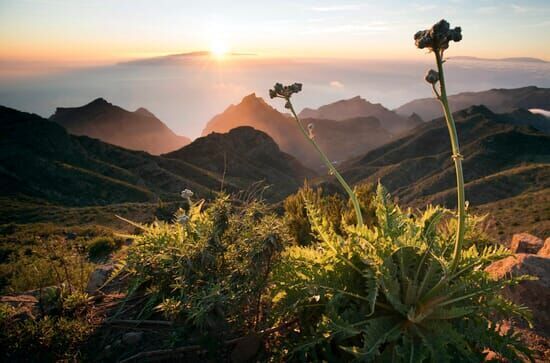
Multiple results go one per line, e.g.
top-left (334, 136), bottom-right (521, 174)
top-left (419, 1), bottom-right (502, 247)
top-left (300, 117), bottom-right (392, 165)
top-left (201, 93), bottom-right (394, 169)
top-left (449, 56), bottom-right (548, 64)
top-left (340, 105), bottom-right (550, 210)
top-left (299, 96), bottom-right (421, 134)
top-left (50, 98), bottom-right (191, 155)
top-left (1, 106), bottom-right (312, 207)
top-left (395, 86), bottom-right (550, 121)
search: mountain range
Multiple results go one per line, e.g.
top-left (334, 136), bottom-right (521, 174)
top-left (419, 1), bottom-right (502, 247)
top-left (201, 94), bottom-right (398, 169)
top-left (395, 86), bottom-right (550, 122)
top-left (299, 96), bottom-right (421, 134)
top-left (341, 105), bottom-right (549, 208)
top-left (0, 106), bottom-right (311, 212)
top-left (50, 98), bottom-right (191, 155)
top-left (2, 85), bottom-right (549, 238)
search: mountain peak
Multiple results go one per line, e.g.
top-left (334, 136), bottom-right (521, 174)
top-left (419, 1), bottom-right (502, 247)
top-left (134, 107), bottom-right (156, 118)
top-left (50, 99), bottom-right (190, 154)
top-left (87, 97), bottom-right (111, 107)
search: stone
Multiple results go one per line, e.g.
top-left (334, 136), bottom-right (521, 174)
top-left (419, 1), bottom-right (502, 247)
top-left (122, 332), bottom-right (143, 345)
top-left (537, 238), bottom-right (550, 257)
top-left (486, 253), bottom-right (550, 333)
top-left (510, 233), bottom-right (543, 254)
top-left (86, 264), bottom-right (115, 293)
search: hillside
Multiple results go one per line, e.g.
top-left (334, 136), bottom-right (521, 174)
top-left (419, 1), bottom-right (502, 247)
top-left (201, 94), bottom-right (394, 169)
top-left (341, 106), bottom-right (550, 217)
top-left (395, 86), bottom-right (550, 121)
top-left (0, 106), bottom-right (311, 213)
top-left (166, 126), bottom-right (315, 198)
top-left (299, 96), bottom-right (420, 134)
top-left (50, 98), bottom-right (191, 154)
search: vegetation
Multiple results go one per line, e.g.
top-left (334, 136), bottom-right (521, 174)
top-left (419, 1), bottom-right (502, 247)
top-left (0, 18), bottom-right (543, 362)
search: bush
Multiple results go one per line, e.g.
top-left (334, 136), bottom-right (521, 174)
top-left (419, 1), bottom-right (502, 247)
top-left (119, 194), bottom-right (288, 344)
top-left (87, 236), bottom-right (118, 260)
top-left (284, 182), bottom-right (376, 246)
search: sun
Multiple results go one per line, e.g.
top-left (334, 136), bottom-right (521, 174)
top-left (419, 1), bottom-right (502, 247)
top-left (210, 40), bottom-right (229, 58)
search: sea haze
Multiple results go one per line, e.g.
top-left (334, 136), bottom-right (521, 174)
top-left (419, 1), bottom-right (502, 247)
top-left (0, 54), bottom-right (549, 139)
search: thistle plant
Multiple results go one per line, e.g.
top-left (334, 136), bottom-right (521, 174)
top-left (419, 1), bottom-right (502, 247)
top-left (415, 19), bottom-right (465, 273)
top-left (270, 20), bottom-right (532, 362)
top-left (270, 83), bottom-right (364, 227)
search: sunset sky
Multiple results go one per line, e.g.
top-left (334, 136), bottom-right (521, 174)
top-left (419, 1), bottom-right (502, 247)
top-left (1, 0), bottom-right (549, 65)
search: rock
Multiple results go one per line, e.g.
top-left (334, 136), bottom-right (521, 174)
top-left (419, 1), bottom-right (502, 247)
top-left (86, 264), bottom-right (115, 293)
top-left (122, 332), bottom-right (143, 345)
top-left (538, 238), bottom-right (550, 257)
top-left (510, 233), bottom-right (543, 254)
top-left (486, 254), bottom-right (550, 333)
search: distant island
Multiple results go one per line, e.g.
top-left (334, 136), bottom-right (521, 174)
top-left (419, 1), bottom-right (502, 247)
top-left (449, 56), bottom-right (548, 63)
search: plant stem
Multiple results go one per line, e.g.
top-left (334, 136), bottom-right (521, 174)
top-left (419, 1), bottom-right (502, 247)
top-left (434, 50), bottom-right (466, 273)
top-left (287, 101), bottom-right (364, 227)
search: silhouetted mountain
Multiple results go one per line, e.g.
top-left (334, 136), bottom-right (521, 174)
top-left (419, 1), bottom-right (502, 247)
top-left (119, 51), bottom-right (257, 66)
top-left (1, 106), bottom-right (312, 207)
top-left (395, 86), bottom-right (550, 122)
top-left (341, 105), bottom-right (550, 208)
top-left (50, 98), bottom-right (190, 154)
top-left (166, 126), bottom-right (315, 197)
top-left (299, 96), bottom-right (420, 134)
top-left (201, 94), bottom-right (394, 170)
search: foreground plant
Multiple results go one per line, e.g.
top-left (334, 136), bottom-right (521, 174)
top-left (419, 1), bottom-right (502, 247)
top-left (117, 192), bottom-right (286, 345)
top-left (270, 19), bottom-right (532, 362)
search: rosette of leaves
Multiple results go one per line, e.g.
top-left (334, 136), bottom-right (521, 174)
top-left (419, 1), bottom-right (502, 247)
top-left (272, 184), bottom-right (532, 362)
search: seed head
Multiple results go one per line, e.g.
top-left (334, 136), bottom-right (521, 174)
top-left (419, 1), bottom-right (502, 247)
top-left (181, 189), bottom-right (194, 199)
top-left (414, 19), bottom-right (462, 52)
top-left (269, 82), bottom-right (303, 99)
top-left (425, 69), bottom-right (439, 84)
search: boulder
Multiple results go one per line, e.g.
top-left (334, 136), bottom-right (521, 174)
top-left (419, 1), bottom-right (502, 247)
top-left (486, 254), bottom-right (550, 333)
top-left (510, 233), bottom-right (544, 254)
top-left (538, 238), bottom-right (550, 257)
top-left (86, 264), bottom-right (115, 293)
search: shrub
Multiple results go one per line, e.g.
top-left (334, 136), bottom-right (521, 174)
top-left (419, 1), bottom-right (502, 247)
top-left (119, 193), bottom-right (288, 342)
top-left (87, 236), bottom-right (118, 260)
top-left (284, 182), bottom-right (377, 246)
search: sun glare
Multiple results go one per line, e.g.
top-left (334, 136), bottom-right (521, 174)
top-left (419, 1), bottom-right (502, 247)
top-left (210, 40), bottom-right (229, 58)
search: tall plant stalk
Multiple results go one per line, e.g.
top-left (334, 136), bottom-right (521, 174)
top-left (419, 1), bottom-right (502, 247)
top-left (434, 50), bottom-right (466, 272)
top-left (415, 20), bottom-right (465, 272)
top-left (269, 82), bottom-right (363, 227)
top-left (286, 101), bottom-right (364, 227)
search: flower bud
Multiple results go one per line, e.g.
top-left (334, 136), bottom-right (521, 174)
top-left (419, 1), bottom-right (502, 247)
top-left (425, 69), bottom-right (439, 84)
top-left (181, 189), bottom-right (194, 199)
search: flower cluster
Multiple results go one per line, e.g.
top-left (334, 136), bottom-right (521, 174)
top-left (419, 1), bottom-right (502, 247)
top-left (269, 83), bottom-right (302, 108)
top-left (414, 19), bottom-right (462, 52)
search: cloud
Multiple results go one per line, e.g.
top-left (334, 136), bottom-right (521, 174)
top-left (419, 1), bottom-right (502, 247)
top-left (311, 4), bottom-right (362, 12)
top-left (330, 80), bottom-right (344, 88)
